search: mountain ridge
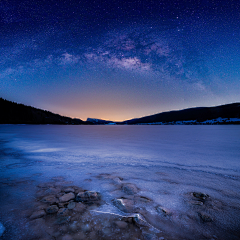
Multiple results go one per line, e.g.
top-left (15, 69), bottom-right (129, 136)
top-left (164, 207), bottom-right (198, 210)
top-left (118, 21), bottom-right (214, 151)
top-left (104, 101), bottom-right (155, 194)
top-left (1, 97), bottom-right (240, 125)
top-left (123, 103), bottom-right (240, 125)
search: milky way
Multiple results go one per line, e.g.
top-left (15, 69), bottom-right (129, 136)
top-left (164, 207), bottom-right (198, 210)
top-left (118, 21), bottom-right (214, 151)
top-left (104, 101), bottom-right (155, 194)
top-left (1, 0), bottom-right (240, 120)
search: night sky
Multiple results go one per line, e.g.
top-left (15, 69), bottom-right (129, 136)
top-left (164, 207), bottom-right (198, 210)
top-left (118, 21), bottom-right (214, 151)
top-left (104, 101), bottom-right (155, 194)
top-left (1, 0), bottom-right (240, 121)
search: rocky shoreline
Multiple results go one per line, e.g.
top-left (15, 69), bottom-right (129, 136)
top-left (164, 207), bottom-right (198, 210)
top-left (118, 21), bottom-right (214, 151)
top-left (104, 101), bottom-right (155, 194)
top-left (1, 172), bottom-right (236, 240)
top-left (27, 179), bottom-right (161, 240)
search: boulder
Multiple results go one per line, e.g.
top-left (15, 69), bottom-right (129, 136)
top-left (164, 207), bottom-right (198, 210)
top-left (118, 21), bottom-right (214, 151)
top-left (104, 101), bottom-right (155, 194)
top-left (192, 192), bottom-right (209, 201)
top-left (112, 198), bottom-right (135, 213)
top-left (59, 192), bottom-right (75, 202)
top-left (46, 205), bottom-right (59, 214)
top-left (75, 191), bottom-right (101, 203)
top-left (67, 202), bottom-right (76, 209)
top-left (121, 183), bottom-right (138, 195)
top-left (132, 214), bottom-right (149, 227)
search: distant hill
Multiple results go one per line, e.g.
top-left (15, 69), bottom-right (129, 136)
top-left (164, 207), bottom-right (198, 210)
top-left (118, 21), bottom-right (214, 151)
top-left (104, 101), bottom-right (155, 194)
top-left (123, 103), bottom-right (240, 125)
top-left (1, 97), bottom-right (240, 125)
top-left (87, 118), bottom-right (117, 125)
top-left (0, 98), bottom-right (87, 124)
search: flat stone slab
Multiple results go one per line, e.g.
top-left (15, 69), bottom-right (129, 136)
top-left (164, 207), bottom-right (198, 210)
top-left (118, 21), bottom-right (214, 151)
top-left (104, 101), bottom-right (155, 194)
top-left (59, 192), bottom-right (75, 202)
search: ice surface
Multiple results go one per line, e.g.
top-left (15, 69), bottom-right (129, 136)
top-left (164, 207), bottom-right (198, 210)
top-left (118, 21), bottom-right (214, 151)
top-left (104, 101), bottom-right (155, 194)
top-left (0, 125), bottom-right (240, 239)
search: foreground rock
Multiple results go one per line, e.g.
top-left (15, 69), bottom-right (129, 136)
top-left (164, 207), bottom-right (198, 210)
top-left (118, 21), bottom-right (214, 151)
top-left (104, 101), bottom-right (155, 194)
top-left (46, 205), bottom-right (59, 214)
top-left (75, 191), bottom-right (101, 204)
top-left (113, 198), bottom-right (135, 213)
top-left (59, 192), bottom-right (75, 202)
top-left (121, 183), bottom-right (138, 195)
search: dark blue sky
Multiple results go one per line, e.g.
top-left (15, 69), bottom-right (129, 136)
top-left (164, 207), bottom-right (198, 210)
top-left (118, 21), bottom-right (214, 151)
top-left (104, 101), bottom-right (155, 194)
top-left (1, 0), bottom-right (240, 120)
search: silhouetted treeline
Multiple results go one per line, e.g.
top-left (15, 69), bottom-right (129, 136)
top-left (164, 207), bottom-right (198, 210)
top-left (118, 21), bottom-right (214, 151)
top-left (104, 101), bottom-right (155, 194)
top-left (0, 98), bottom-right (87, 124)
top-left (123, 103), bottom-right (240, 125)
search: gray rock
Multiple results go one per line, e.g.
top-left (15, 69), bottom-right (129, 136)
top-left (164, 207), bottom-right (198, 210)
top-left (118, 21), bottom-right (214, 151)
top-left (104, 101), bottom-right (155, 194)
top-left (76, 191), bottom-right (101, 203)
top-left (0, 222), bottom-right (5, 237)
top-left (46, 205), bottom-right (59, 214)
top-left (193, 192), bottom-right (209, 201)
top-left (132, 214), bottom-right (149, 227)
top-left (30, 210), bottom-right (46, 220)
top-left (67, 202), bottom-right (76, 209)
top-left (59, 192), bottom-right (75, 202)
top-left (112, 198), bottom-right (135, 213)
top-left (121, 183), bottom-right (138, 195)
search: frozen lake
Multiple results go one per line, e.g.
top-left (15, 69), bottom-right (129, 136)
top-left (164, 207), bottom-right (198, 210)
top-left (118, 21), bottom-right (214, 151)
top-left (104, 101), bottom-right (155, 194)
top-left (0, 125), bottom-right (240, 239)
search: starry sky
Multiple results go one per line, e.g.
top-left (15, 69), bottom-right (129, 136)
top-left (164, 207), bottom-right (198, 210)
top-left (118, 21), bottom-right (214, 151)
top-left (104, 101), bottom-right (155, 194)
top-left (1, 0), bottom-right (240, 121)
